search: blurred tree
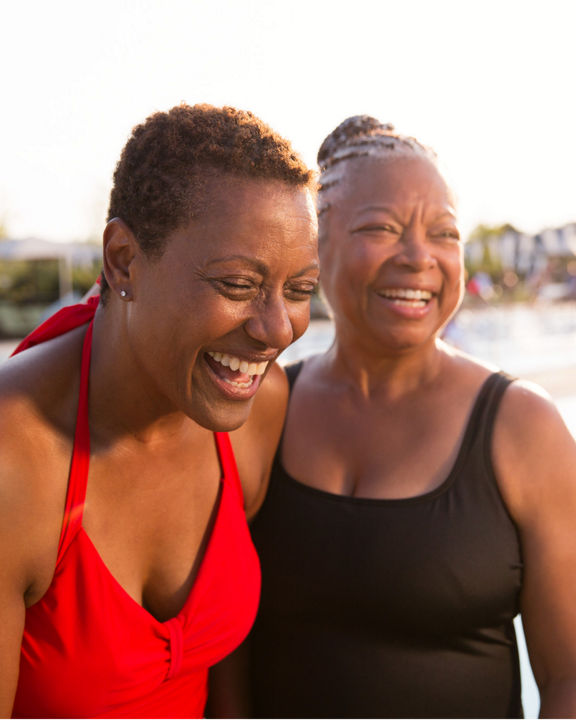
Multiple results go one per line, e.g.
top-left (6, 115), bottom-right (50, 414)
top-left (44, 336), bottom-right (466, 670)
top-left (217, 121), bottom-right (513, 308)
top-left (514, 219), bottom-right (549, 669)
top-left (464, 223), bottom-right (530, 304)
top-left (0, 258), bottom-right (101, 304)
top-left (467, 223), bottom-right (519, 242)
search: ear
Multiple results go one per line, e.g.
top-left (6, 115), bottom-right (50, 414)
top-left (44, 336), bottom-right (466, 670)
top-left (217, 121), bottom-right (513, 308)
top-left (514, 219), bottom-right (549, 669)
top-left (102, 218), bottom-right (138, 300)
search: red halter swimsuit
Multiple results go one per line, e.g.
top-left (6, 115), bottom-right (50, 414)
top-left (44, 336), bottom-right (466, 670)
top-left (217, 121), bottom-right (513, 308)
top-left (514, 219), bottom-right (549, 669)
top-left (11, 303), bottom-right (261, 718)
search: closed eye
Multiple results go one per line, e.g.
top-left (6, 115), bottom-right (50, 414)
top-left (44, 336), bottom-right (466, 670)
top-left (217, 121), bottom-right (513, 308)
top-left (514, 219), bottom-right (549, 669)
top-left (221, 279), bottom-right (253, 289)
top-left (431, 229), bottom-right (461, 241)
top-left (212, 278), bottom-right (258, 299)
top-left (355, 224), bottom-right (399, 233)
top-left (352, 223), bottom-right (403, 242)
top-left (284, 282), bottom-right (318, 301)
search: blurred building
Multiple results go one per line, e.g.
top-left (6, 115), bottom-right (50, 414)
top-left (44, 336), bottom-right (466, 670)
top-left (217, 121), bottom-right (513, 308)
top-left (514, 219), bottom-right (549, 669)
top-left (0, 237), bottom-right (101, 298)
top-left (465, 222), bottom-right (576, 301)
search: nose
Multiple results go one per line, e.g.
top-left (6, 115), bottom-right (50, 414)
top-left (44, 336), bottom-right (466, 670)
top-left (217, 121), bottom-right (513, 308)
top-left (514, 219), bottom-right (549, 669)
top-left (396, 228), bottom-right (436, 272)
top-left (244, 294), bottom-right (295, 350)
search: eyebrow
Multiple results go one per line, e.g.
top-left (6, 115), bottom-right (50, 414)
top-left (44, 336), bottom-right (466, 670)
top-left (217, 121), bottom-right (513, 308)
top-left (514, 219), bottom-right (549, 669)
top-left (206, 255), bottom-right (319, 276)
top-left (206, 255), bottom-right (267, 271)
top-left (358, 205), bottom-right (395, 213)
top-left (353, 205), bottom-right (402, 221)
top-left (293, 262), bottom-right (320, 277)
top-left (355, 205), bottom-right (457, 221)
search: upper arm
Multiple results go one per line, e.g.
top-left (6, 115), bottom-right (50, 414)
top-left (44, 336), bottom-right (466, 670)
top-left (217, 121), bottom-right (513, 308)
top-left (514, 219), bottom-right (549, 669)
top-left (0, 571), bottom-right (27, 717)
top-left (229, 363), bottom-right (289, 519)
top-left (206, 641), bottom-right (252, 718)
top-left (0, 462), bottom-right (39, 716)
top-left (0, 392), bottom-right (64, 716)
top-left (493, 381), bottom-right (576, 712)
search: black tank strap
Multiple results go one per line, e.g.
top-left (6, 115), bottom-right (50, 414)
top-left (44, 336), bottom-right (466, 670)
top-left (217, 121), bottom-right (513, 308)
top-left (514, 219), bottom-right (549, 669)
top-left (478, 371), bottom-right (516, 462)
top-left (451, 371), bottom-right (516, 479)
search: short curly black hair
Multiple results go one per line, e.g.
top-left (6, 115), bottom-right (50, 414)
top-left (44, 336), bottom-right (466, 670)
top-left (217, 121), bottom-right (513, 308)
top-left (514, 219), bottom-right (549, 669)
top-left (100, 103), bottom-right (314, 300)
top-left (107, 103), bottom-right (313, 253)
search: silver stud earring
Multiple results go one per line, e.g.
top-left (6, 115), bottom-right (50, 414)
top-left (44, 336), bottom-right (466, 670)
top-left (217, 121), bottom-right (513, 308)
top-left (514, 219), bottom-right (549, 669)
top-left (120, 289), bottom-right (127, 298)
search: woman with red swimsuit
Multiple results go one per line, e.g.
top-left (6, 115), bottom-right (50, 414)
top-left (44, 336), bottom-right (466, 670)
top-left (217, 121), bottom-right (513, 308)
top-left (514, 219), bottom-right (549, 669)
top-left (0, 103), bottom-right (319, 718)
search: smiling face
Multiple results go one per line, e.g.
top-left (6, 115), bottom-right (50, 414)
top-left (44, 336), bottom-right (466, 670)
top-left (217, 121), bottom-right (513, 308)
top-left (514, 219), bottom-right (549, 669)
top-left (319, 154), bottom-right (464, 354)
top-left (124, 176), bottom-right (319, 431)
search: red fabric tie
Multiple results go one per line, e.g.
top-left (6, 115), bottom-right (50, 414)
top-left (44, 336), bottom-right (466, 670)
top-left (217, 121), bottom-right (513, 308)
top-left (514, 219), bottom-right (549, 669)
top-left (11, 296), bottom-right (99, 356)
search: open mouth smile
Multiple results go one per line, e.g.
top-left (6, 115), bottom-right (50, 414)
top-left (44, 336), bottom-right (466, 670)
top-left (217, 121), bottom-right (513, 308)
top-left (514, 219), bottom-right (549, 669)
top-left (206, 351), bottom-right (269, 390)
top-left (377, 288), bottom-right (433, 308)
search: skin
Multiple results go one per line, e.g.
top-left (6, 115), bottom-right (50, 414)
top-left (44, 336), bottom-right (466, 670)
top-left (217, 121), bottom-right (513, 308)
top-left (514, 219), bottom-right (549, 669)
top-left (269, 154), bottom-right (576, 717)
top-left (0, 175), bottom-right (319, 717)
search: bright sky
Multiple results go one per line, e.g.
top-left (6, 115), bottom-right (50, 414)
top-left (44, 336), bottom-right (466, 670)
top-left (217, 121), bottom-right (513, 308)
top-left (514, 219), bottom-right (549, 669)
top-left (1, 0), bottom-right (575, 243)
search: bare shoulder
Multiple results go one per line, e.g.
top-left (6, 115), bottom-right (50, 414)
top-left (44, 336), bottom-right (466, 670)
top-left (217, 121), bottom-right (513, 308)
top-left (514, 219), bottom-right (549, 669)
top-left (492, 377), bottom-right (576, 525)
top-left (232, 362), bottom-right (289, 444)
top-left (249, 361), bottom-right (289, 424)
top-left (495, 377), bottom-right (571, 459)
top-left (0, 366), bottom-right (72, 715)
top-left (229, 362), bottom-right (289, 519)
top-left (0, 331), bottom-right (83, 605)
top-left (0, 399), bottom-right (63, 607)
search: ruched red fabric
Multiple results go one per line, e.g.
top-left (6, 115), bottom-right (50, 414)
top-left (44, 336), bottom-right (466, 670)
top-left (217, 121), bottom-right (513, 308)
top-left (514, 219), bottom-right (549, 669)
top-left (11, 303), bottom-right (261, 718)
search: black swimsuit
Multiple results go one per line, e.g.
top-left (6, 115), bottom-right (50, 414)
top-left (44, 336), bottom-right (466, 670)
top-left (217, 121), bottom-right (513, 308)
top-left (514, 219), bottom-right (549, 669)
top-left (248, 367), bottom-right (523, 719)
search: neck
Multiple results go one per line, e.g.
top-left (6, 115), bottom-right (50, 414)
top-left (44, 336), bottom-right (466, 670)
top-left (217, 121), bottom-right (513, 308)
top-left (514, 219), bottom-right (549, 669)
top-left (323, 330), bottom-right (449, 402)
top-left (86, 305), bottom-right (206, 450)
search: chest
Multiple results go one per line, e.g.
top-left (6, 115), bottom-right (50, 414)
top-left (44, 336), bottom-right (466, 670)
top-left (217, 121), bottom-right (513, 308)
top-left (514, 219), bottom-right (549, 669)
top-left (282, 389), bottom-right (471, 499)
top-left (82, 440), bottom-right (222, 621)
top-left (253, 468), bottom-right (523, 639)
top-left (16, 453), bottom-right (261, 720)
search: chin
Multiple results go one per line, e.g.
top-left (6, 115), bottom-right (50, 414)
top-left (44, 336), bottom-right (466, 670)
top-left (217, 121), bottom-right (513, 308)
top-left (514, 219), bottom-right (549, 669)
top-left (191, 400), bottom-right (253, 433)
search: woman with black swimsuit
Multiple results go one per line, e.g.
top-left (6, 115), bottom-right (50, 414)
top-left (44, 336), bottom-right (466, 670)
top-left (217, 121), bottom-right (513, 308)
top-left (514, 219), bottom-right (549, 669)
top-left (245, 116), bottom-right (576, 719)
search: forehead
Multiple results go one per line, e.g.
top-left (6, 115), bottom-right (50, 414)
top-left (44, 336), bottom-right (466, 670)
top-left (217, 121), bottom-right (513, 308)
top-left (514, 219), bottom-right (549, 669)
top-left (338, 154), bottom-right (454, 210)
top-left (198, 174), bottom-right (316, 227)
top-left (162, 175), bottom-right (318, 267)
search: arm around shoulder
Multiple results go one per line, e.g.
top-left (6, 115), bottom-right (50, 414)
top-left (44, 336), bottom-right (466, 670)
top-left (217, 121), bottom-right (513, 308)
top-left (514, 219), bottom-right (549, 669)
top-left (493, 380), bottom-right (576, 717)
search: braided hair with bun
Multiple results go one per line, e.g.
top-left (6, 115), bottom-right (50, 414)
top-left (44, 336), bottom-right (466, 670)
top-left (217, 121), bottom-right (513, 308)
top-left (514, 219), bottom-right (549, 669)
top-left (317, 115), bottom-right (436, 215)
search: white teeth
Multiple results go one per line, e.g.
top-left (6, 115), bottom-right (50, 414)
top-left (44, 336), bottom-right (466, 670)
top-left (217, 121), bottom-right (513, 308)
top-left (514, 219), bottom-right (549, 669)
top-left (391, 299), bottom-right (426, 307)
top-left (382, 288), bottom-right (432, 300)
top-left (223, 378), bottom-right (252, 389)
top-left (207, 352), bottom-right (269, 376)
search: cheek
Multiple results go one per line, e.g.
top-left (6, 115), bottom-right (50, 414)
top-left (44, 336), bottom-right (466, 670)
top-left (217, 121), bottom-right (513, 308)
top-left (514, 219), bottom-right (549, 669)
top-left (198, 301), bottom-right (245, 329)
top-left (342, 243), bottom-right (388, 293)
top-left (329, 239), bottom-right (376, 278)
top-left (440, 252), bottom-right (465, 300)
top-left (444, 250), bottom-right (464, 284)
top-left (289, 304), bottom-right (313, 342)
